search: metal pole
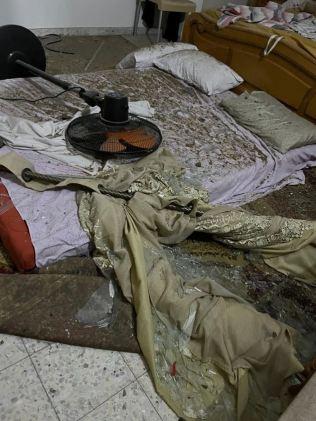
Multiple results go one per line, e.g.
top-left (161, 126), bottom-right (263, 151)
top-left (133, 0), bottom-right (142, 36)
top-left (13, 57), bottom-right (103, 108)
top-left (14, 58), bottom-right (80, 91)
top-left (157, 10), bottom-right (163, 43)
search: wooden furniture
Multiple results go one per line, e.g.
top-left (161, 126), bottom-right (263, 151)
top-left (182, 12), bottom-right (316, 121)
top-left (133, 0), bottom-right (196, 42)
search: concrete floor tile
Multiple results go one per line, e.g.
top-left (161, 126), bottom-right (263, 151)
top-left (121, 352), bottom-right (147, 378)
top-left (138, 373), bottom-right (178, 421)
top-left (0, 357), bottom-right (58, 421)
top-left (44, 35), bottom-right (104, 75)
top-left (31, 343), bottom-right (134, 421)
top-left (86, 36), bottom-right (136, 71)
top-left (22, 338), bottom-right (51, 355)
top-left (0, 334), bottom-right (28, 371)
top-left (44, 35), bottom-right (137, 75)
top-left (81, 380), bottom-right (160, 421)
top-left (122, 34), bottom-right (153, 49)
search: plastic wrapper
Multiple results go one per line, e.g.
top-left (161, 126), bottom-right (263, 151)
top-left (75, 269), bottom-right (116, 328)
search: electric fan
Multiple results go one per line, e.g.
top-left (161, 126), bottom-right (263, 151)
top-left (0, 25), bottom-right (162, 159)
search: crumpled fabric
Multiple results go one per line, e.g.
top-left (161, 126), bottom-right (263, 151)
top-left (195, 207), bottom-right (316, 286)
top-left (0, 146), bottom-right (314, 285)
top-left (0, 149), bottom-right (314, 420)
top-left (0, 113), bottom-right (101, 174)
top-left (217, 2), bottom-right (312, 29)
top-left (78, 191), bottom-right (303, 420)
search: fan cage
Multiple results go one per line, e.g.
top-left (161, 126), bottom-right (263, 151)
top-left (66, 114), bottom-right (162, 159)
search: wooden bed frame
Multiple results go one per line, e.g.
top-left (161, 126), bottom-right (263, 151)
top-left (182, 12), bottom-right (316, 121)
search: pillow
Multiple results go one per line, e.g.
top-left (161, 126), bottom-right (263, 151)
top-left (221, 91), bottom-right (316, 153)
top-left (116, 42), bottom-right (198, 69)
top-left (153, 50), bottom-right (243, 95)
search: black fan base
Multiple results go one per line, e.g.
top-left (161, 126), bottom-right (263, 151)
top-left (0, 25), bottom-right (46, 80)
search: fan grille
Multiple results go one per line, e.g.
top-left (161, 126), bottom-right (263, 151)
top-left (66, 113), bottom-right (162, 159)
top-left (100, 127), bottom-right (158, 153)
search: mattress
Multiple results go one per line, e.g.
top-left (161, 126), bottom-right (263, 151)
top-left (0, 68), bottom-right (315, 266)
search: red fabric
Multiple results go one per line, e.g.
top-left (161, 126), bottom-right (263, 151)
top-left (0, 182), bottom-right (35, 271)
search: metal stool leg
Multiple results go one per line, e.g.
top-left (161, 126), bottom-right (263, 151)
top-left (157, 9), bottom-right (163, 43)
top-left (179, 13), bottom-right (187, 40)
top-left (133, 0), bottom-right (142, 36)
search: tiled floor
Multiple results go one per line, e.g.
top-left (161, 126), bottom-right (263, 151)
top-left (44, 33), bottom-right (153, 75)
top-left (0, 33), bottom-right (178, 420)
top-left (0, 333), bottom-right (178, 420)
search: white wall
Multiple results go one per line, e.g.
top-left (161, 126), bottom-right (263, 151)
top-left (0, 0), bottom-right (203, 29)
top-left (1, 0), bottom-right (136, 28)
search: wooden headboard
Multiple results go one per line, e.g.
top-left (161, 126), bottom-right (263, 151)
top-left (182, 12), bottom-right (316, 121)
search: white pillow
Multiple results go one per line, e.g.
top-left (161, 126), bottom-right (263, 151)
top-left (153, 50), bottom-right (243, 95)
top-left (116, 42), bottom-right (198, 69)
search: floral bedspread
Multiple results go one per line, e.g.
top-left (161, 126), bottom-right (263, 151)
top-left (0, 68), bottom-right (314, 205)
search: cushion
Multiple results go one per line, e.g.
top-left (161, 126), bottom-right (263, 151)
top-left (0, 182), bottom-right (35, 271)
top-left (153, 50), bottom-right (243, 95)
top-left (221, 91), bottom-right (316, 153)
top-left (116, 42), bottom-right (198, 69)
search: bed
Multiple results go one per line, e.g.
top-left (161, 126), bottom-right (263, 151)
top-left (182, 9), bottom-right (316, 121)
top-left (0, 68), bottom-right (315, 267)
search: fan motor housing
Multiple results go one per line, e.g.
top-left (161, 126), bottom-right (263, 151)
top-left (101, 92), bottom-right (129, 125)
